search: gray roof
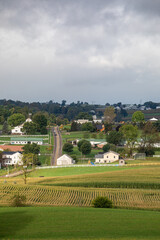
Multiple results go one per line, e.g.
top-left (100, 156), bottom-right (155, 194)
top-left (2, 151), bottom-right (22, 155)
top-left (95, 154), bottom-right (104, 158)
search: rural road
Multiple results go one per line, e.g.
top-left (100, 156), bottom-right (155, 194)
top-left (0, 169), bottom-right (33, 178)
top-left (51, 126), bottom-right (62, 166)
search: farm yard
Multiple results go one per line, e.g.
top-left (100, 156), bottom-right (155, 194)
top-left (0, 127), bottom-right (160, 239)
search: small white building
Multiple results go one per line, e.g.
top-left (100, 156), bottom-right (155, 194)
top-left (57, 154), bottom-right (75, 166)
top-left (149, 117), bottom-right (158, 122)
top-left (95, 151), bottom-right (120, 163)
top-left (75, 119), bottom-right (91, 124)
top-left (2, 151), bottom-right (23, 165)
top-left (11, 118), bottom-right (32, 135)
top-left (119, 159), bottom-right (125, 166)
top-left (11, 125), bottom-right (24, 135)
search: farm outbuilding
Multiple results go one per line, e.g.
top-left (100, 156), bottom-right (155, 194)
top-left (11, 137), bottom-right (43, 145)
top-left (57, 154), bottom-right (75, 166)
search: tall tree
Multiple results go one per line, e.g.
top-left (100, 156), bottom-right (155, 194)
top-left (2, 121), bottom-right (9, 134)
top-left (104, 107), bottom-right (116, 124)
top-left (106, 131), bottom-right (123, 146)
top-left (132, 111), bottom-right (144, 123)
top-left (139, 122), bottom-right (160, 156)
top-left (120, 124), bottom-right (138, 156)
top-left (80, 141), bottom-right (91, 155)
top-left (8, 113), bottom-right (25, 127)
top-left (33, 113), bottom-right (47, 134)
top-left (22, 122), bottom-right (37, 135)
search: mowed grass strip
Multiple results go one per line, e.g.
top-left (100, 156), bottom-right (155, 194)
top-left (0, 207), bottom-right (160, 239)
top-left (28, 166), bottom-right (142, 178)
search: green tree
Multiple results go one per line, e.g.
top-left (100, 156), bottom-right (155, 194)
top-left (104, 107), bottom-right (116, 124)
top-left (102, 144), bottom-right (110, 152)
top-left (71, 121), bottom-right (81, 131)
top-left (77, 140), bottom-right (88, 151)
top-left (106, 131), bottom-right (123, 146)
top-left (120, 124), bottom-right (138, 156)
top-left (33, 113), bottom-right (47, 134)
top-left (23, 143), bottom-right (40, 155)
top-left (138, 122), bottom-right (160, 156)
top-left (76, 112), bottom-right (93, 120)
top-left (22, 122), bottom-right (37, 135)
top-left (2, 121), bottom-right (9, 134)
top-left (80, 141), bottom-right (91, 155)
top-left (8, 113), bottom-right (25, 127)
top-left (81, 122), bottom-right (96, 132)
top-left (132, 111), bottom-right (144, 123)
top-left (63, 142), bottom-right (73, 153)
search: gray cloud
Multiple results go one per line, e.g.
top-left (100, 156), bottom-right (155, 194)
top-left (0, 0), bottom-right (160, 104)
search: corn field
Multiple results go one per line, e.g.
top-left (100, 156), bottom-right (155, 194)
top-left (0, 184), bottom-right (160, 209)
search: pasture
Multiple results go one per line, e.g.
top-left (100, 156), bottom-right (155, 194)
top-left (0, 207), bottom-right (160, 239)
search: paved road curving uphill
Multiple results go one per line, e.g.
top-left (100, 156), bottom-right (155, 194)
top-left (51, 126), bottom-right (62, 166)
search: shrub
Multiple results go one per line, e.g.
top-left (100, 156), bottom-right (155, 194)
top-left (63, 142), bottom-right (73, 153)
top-left (11, 193), bottom-right (26, 207)
top-left (92, 196), bottom-right (113, 208)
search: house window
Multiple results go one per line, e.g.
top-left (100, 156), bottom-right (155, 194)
top-left (104, 160), bottom-right (106, 163)
top-left (114, 156), bottom-right (115, 158)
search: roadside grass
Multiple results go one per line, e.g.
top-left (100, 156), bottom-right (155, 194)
top-left (0, 207), bottom-right (160, 239)
top-left (39, 155), bottom-right (51, 165)
top-left (40, 145), bottom-right (52, 154)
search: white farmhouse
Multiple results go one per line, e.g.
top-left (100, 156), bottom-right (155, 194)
top-left (57, 154), bottom-right (75, 166)
top-left (2, 151), bottom-right (23, 166)
top-left (11, 125), bottom-right (24, 135)
top-left (95, 151), bottom-right (120, 163)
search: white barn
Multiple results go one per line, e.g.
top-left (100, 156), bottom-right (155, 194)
top-left (95, 151), bottom-right (120, 164)
top-left (57, 154), bottom-right (75, 166)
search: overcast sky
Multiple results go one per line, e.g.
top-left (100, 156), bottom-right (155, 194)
top-left (1, 0), bottom-right (160, 104)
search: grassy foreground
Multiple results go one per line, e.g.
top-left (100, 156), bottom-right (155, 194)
top-left (0, 207), bottom-right (160, 239)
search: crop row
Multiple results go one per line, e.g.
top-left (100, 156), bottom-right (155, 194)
top-left (50, 181), bottom-right (160, 190)
top-left (0, 184), bottom-right (160, 209)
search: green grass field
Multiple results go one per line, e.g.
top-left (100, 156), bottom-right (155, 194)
top-left (0, 207), bottom-right (160, 239)
top-left (28, 165), bottom-right (135, 178)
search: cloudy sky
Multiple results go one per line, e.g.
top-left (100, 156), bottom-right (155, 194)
top-left (0, 0), bottom-right (160, 104)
